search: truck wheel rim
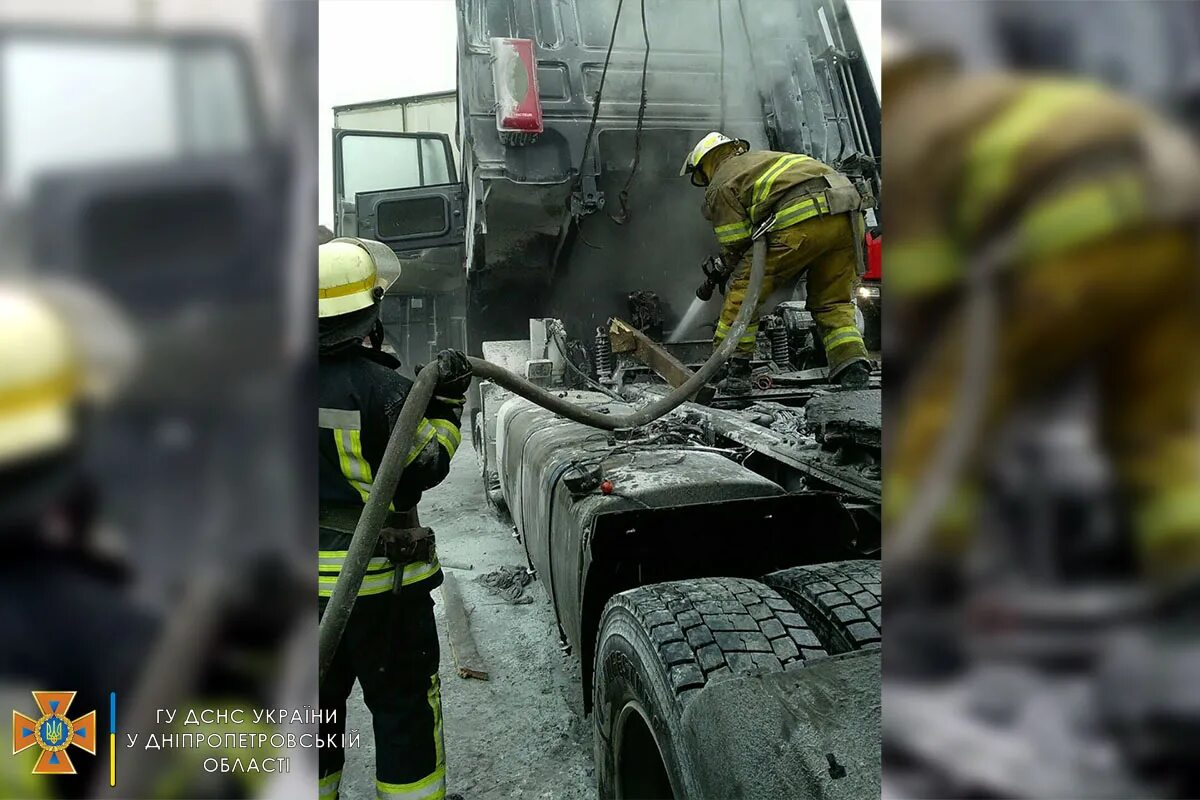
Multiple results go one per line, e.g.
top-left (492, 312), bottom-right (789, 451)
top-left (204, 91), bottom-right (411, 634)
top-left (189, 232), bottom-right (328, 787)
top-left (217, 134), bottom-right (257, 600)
top-left (614, 699), bottom-right (674, 799)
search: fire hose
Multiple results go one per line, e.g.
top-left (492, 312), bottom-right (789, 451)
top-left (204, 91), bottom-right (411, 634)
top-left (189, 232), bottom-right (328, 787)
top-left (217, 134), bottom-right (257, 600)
top-left (886, 233), bottom-right (1015, 572)
top-left (318, 237), bottom-right (768, 679)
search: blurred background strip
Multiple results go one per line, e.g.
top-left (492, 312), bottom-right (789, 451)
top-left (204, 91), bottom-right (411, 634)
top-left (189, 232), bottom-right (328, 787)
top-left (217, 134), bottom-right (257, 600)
top-left (882, 2), bottom-right (1200, 799)
top-left (0, 1), bottom-right (315, 798)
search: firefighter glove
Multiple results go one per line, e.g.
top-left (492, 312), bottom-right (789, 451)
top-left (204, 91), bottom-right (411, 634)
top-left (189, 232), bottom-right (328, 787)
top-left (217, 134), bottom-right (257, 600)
top-left (434, 349), bottom-right (473, 397)
top-left (702, 256), bottom-right (732, 296)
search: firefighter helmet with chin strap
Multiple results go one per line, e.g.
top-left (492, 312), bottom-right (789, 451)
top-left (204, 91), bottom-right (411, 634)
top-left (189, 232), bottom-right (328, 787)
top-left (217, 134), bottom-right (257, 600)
top-left (0, 287), bottom-right (78, 466)
top-left (882, 28), bottom-right (959, 88)
top-left (680, 131), bottom-right (750, 186)
top-left (318, 237), bottom-right (402, 319)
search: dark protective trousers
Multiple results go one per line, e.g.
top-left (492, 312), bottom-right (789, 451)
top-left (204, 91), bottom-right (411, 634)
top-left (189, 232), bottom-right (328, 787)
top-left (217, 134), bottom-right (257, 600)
top-left (318, 590), bottom-right (444, 800)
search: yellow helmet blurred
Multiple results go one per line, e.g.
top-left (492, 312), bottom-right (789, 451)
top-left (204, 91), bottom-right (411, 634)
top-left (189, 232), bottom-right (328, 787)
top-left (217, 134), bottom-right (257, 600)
top-left (318, 237), bottom-right (402, 319)
top-left (882, 29), bottom-right (921, 73)
top-left (0, 287), bottom-right (78, 466)
top-left (882, 28), bottom-right (958, 90)
top-left (680, 131), bottom-right (749, 186)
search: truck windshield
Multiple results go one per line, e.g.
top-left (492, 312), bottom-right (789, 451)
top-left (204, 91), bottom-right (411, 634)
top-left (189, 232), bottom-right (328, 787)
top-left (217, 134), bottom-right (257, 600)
top-left (0, 35), bottom-right (257, 202)
top-left (338, 133), bottom-right (453, 201)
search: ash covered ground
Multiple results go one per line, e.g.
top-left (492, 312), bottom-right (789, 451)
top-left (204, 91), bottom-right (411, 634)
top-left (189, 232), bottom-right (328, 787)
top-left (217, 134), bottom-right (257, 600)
top-left (339, 425), bottom-right (596, 799)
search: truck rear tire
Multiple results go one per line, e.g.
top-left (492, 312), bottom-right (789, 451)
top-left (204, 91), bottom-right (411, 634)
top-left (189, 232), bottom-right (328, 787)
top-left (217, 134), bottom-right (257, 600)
top-left (593, 577), bottom-right (827, 799)
top-left (762, 560), bottom-right (881, 654)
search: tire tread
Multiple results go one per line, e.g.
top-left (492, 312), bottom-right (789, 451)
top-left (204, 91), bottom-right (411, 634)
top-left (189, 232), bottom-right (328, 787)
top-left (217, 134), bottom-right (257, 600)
top-left (600, 577), bottom-right (827, 711)
top-left (763, 560), bottom-right (881, 654)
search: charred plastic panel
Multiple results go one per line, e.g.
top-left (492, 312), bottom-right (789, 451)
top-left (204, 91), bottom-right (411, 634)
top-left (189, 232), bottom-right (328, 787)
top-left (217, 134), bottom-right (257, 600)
top-left (496, 395), bottom-right (861, 660)
top-left (806, 389), bottom-right (882, 449)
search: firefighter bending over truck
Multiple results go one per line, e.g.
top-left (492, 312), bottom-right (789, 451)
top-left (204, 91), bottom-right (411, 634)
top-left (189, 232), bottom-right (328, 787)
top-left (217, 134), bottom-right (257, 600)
top-left (317, 238), bottom-right (471, 800)
top-left (681, 131), bottom-right (873, 393)
top-left (884, 31), bottom-right (1200, 581)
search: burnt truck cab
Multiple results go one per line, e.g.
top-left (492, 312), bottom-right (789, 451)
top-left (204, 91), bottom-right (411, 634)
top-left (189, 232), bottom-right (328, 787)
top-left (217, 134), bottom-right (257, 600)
top-left (365, 0), bottom-right (881, 371)
top-left (452, 0), bottom-right (880, 352)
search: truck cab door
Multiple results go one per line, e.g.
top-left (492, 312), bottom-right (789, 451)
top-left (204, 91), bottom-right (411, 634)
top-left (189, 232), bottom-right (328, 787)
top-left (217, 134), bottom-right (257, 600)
top-left (332, 129), bottom-right (464, 250)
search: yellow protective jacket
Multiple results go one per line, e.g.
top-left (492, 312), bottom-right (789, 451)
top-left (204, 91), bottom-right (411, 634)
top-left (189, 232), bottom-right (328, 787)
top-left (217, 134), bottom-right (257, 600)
top-left (886, 73), bottom-right (1200, 577)
top-left (886, 74), bottom-right (1191, 297)
top-left (703, 150), bottom-right (841, 265)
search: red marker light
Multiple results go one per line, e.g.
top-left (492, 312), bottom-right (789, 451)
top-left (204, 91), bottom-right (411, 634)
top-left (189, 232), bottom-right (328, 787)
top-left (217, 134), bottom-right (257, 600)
top-left (600, 479), bottom-right (614, 495)
top-left (490, 37), bottom-right (544, 136)
top-left (864, 230), bottom-right (882, 280)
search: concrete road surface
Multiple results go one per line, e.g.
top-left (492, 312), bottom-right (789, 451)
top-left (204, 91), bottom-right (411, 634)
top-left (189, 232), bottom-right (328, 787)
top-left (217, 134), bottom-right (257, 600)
top-left (339, 425), bottom-right (596, 799)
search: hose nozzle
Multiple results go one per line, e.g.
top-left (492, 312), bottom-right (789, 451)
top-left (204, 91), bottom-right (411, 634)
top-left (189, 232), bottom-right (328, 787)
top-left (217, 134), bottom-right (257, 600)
top-left (697, 255), bottom-right (729, 301)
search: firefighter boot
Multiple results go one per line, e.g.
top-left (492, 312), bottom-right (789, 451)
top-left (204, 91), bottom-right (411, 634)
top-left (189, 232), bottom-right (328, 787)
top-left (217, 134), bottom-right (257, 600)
top-left (836, 360), bottom-right (871, 389)
top-left (719, 356), bottom-right (753, 395)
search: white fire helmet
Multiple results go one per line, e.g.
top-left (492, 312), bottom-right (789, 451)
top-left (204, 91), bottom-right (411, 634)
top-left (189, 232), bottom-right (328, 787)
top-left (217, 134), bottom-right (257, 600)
top-left (318, 237), bottom-right (402, 319)
top-left (680, 131), bottom-right (750, 186)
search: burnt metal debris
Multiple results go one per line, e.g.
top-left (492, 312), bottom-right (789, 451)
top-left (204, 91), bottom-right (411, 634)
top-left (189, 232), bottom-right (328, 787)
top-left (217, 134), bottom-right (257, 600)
top-left (478, 565), bottom-right (535, 605)
top-left (626, 290), bottom-right (664, 340)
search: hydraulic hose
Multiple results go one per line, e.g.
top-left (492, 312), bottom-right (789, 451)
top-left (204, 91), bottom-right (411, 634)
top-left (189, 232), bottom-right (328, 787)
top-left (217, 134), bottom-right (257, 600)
top-left (319, 238), bottom-right (767, 680)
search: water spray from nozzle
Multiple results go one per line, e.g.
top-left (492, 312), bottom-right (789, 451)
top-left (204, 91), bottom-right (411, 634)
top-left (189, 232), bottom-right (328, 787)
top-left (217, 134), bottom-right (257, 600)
top-left (672, 255), bottom-right (729, 342)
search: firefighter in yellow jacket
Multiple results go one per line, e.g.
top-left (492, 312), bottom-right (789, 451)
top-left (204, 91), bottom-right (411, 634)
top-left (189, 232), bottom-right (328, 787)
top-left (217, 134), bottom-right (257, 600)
top-left (884, 33), bottom-right (1200, 580)
top-left (681, 132), bottom-right (872, 392)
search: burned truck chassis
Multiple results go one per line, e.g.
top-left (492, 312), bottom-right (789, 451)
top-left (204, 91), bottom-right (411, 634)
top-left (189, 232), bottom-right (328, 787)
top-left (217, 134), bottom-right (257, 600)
top-left (473, 305), bottom-right (882, 798)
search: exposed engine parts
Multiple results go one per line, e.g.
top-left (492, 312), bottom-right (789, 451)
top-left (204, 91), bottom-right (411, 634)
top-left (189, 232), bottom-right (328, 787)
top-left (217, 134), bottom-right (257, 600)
top-left (776, 301), bottom-right (824, 370)
top-left (572, 297), bottom-right (876, 407)
top-left (764, 314), bottom-right (791, 367)
top-left (593, 326), bottom-right (614, 381)
top-left (744, 401), bottom-right (806, 437)
top-left (626, 290), bottom-right (664, 340)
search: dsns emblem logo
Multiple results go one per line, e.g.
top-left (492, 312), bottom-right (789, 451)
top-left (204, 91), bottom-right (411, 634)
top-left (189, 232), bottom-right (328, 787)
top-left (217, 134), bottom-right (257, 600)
top-left (12, 691), bottom-right (96, 774)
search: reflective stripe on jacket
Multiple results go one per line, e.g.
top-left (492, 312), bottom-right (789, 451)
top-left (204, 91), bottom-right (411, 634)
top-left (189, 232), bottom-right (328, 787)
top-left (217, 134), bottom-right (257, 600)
top-left (317, 550), bottom-right (443, 598)
top-left (703, 150), bottom-right (838, 262)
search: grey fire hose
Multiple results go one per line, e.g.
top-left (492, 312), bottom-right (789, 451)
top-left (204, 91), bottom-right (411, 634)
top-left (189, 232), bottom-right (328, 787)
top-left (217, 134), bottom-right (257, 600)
top-left (886, 234), bottom-right (1016, 572)
top-left (318, 237), bottom-right (768, 680)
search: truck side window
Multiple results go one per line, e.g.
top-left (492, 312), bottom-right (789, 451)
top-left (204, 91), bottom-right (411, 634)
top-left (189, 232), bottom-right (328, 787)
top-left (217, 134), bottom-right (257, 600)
top-left (420, 138), bottom-right (451, 185)
top-left (377, 196), bottom-right (448, 239)
top-left (340, 135), bottom-right (422, 198)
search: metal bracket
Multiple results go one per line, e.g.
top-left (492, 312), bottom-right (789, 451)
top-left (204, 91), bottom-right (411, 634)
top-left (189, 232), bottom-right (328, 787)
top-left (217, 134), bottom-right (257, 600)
top-left (570, 173), bottom-right (605, 217)
top-left (607, 317), bottom-right (716, 404)
top-left (752, 215), bottom-right (777, 240)
top-left (815, 45), bottom-right (851, 65)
